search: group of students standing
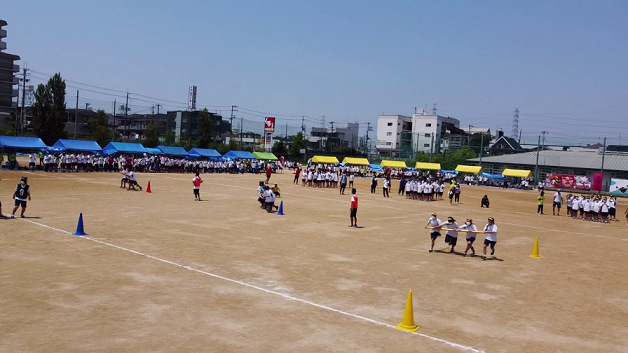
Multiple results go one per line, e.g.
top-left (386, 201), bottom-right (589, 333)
top-left (537, 189), bottom-right (624, 224)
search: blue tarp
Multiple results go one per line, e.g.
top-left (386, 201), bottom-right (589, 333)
top-left (0, 136), bottom-right (48, 150)
top-left (53, 139), bottom-right (103, 152)
top-left (369, 164), bottom-right (384, 172)
top-left (103, 142), bottom-right (148, 155)
top-left (188, 148), bottom-right (222, 159)
top-left (223, 151), bottom-right (256, 160)
top-left (145, 148), bottom-right (163, 155)
top-left (441, 170), bottom-right (459, 176)
top-left (156, 145), bottom-right (188, 157)
top-left (480, 173), bottom-right (506, 180)
top-left (47, 146), bottom-right (66, 154)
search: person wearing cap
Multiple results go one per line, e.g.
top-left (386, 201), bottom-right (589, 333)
top-left (458, 218), bottom-right (478, 256)
top-left (426, 212), bottom-right (443, 253)
top-left (482, 217), bottom-right (498, 260)
top-left (11, 177), bottom-right (31, 218)
top-left (442, 216), bottom-right (460, 253)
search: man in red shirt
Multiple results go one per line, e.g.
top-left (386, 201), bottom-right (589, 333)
top-left (293, 168), bottom-right (300, 184)
top-left (265, 166), bottom-right (272, 184)
top-left (350, 188), bottom-right (359, 228)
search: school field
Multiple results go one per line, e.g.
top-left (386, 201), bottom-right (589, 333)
top-left (1, 169), bottom-right (627, 353)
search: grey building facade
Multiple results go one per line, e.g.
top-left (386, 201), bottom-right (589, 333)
top-left (0, 20), bottom-right (20, 127)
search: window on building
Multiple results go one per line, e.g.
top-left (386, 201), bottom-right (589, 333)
top-left (397, 133), bottom-right (400, 135)
top-left (387, 122), bottom-right (393, 126)
top-left (425, 133), bottom-right (431, 137)
top-left (387, 132), bottom-right (392, 136)
top-left (424, 143), bottom-right (430, 147)
top-left (425, 123), bottom-right (431, 127)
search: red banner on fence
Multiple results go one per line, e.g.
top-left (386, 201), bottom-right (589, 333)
top-left (592, 174), bottom-right (604, 192)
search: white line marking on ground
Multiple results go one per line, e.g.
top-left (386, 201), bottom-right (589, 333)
top-left (12, 215), bottom-right (483, 353)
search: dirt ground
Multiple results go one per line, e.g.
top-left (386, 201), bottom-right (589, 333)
top-left (0, 168), bottom-right (627, 353)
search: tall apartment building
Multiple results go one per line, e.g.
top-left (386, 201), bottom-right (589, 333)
top-left (376, 111), bottom-right (461, 157)
top-left (0, 20), bottom-right (20, 127)
top-left (308, 122), bottom-right (359, 151)
top-left (166, 110), bottom-right (229, 142)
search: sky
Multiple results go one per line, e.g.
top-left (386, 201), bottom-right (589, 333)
top-left (3, 0), bottom-right (628, 146)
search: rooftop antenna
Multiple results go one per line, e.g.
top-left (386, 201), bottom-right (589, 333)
top-left (432, 103), bottom-right (438, 115)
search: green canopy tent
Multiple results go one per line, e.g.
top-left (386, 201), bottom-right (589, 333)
top-left (252, 152), bottom-right (279, 161)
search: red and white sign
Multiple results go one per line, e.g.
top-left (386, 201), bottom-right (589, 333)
top-left (264, 117), bottom-right (275, 133)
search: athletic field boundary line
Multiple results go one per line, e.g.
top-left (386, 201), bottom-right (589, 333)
top-left (9, 214), bottom-right (484, 353)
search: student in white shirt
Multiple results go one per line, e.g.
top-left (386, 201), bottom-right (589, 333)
top-left (571, 195), bottom-right (580, 219)
top-left (459, 218), bottom-right (478, 256)
top-left (482, 217), bottom-right (498, 260)
top-left (426, 212), bottom-right (443, 253)
top-left (552, 190), bottom-right (563, 216)
top-left (608, 196), bottom-right (617, 221)
top-left (443, 216), bottom-right (460, 253)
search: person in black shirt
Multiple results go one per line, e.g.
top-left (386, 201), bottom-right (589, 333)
top-left (12, 177), bottom-right (31, 218)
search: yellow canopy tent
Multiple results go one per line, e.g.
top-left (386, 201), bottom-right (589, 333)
top-left (502, 169), bottom-right (532, 178)
top-left (415, 162), bottom-right (441, 170)
top-left (455, 165), bottom-right (483, 174)
top-left (342, 157), bottom-right (370, 166)
top-left (312, 156), bottom-right (340, 164)
top-left (381, 160), bottom-right (407, 168)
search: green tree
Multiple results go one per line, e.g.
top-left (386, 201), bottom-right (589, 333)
top-left (272, 140), bottom-right (288, 156)
top-left (32, 73), bottom-right (68, 145)
top-left (163, 131), bottom-right (175, 146)
top-left (87, 109), bottom-right (111, 147)
top-left (289, 132), bottom-right (307, 158)
top-left (197, 108), bottom-right (213, 148)
top-left (143, 121), bottom-right (159, 148)
top-left (469, 133), bottom-right (492, 154)
top-left (215, 143), bottom-right (230, 155)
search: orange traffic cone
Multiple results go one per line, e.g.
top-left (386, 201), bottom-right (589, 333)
top-left (396, 290), bottom-right (420, 332)
top-left (146, 181), bottom-right (152, 193)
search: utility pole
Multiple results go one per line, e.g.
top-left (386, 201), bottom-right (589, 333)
top-left (534, 135), bottom-right (541, 184)
top-left (429, 133), bottom-right (434, 162)
top-left (479, 132), bottom-right (484, 166)
top-left (600, 137), bottom-right (607, 185)
top-left (366, 122), bottom-right (373, 157)
top-left (124, 92), bottom-right (129, 141)
top-left (85, 103), bottom-right (90, 110)
top-left (20, 65), bottom-right (28, 135)
top-left (468, 125), bottom-right (472, 146)
top-left (301, 116), bottom-right (305, 135)
top-left (240, 117), bottom-right (244, 146)
top-left (113, 99), bottom-right (116, 141)
top-left (518, 130), bottom-right (522, 152)
top-left (230, 105), bottom-right (237, 135)
top-left (74, 90), bottom-right (79, 139)
top-left (541, 131), bottom-right (548, 152)
top-left (285, 123), bottom-right (288, 139)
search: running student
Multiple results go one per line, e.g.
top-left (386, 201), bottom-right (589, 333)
top-left (340, 173), bottom-right (347, 195)
top-left (482, 217), bottom-right (498, 260)
top-left (350, 188), bottom-right (358, 228)
top-left (426, 212), bottom-right (443, 253)
top-left (192, 172), bottom-right (203, 201)
top-left (12, 177), bottom-right (31, 218)
top-left (120, 169), bottom-right (129, 188)
top-left (257, 181), bottom-right (266, 207)
top-left (459, 218), bottom-right (477, 257)
top-left (443, 216), bottom-right (459, 253)
top-left (271, 184), bottom-right (280, 197)
top-left (126, 168), bottom-right (143, 191)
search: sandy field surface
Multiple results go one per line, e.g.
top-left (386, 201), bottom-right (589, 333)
top-left (1, 169), bottom-right (627, 353)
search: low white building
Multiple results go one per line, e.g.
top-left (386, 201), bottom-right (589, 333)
top-left (376, 115), bottom-right (412, 157)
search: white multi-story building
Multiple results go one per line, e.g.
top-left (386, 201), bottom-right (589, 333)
top-left (411, 113), bottom-right (460, 154)
top-left (376, 111), bottom-right (461, 157)
top-left (376, 115), bottom-right (412, 157)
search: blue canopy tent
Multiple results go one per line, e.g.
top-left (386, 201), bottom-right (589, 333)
top-left (480, 172), bottom-right (506, 180)
top-left (223, 151), bottom-right (256, 160)
top-left (441, 170), bottom-right (459, 176)
top-left (47, 146), bottom-right (66, 154)
top-left (188, 148), bottom-right (222, 160)
top-left (53, 139), bottom-right (103, 153)
top-left (156, 145), bottom-right (189, 157)
top-left (103, 142), bottom-right (148, 155)
top-left (0, 136), bottom-right (49, 151)
top-left (145, 148), bottom-right (163, 155)
top-left (369, 164), bottom-right (384, 173)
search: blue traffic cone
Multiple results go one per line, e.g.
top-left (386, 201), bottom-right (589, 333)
top-left (73, 213), bottom-right (88, 236)
top-left (277, 201), bottom-right (285, 216)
